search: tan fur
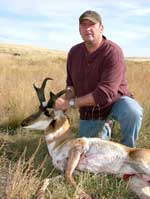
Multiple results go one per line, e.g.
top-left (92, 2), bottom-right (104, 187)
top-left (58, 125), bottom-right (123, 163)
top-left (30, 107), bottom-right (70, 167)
top-left (129, 149), bottom-right (150, 162)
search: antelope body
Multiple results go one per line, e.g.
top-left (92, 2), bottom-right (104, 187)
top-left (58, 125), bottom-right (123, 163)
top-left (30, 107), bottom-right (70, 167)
top-left (21, 78), bottom-right (150, 199)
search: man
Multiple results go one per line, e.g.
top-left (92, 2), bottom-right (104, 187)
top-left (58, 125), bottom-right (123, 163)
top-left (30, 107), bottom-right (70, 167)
top-left (55, 10), bottom-right (143, 147)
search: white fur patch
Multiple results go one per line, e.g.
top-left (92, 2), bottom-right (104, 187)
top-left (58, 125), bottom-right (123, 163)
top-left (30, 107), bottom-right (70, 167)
top-left (54, 110), bottom-right (65, 118)
top-left (23, 120), bottom-right (51, 130)
top-left (42, 101), bottom-right (48, 107)
top-left (45, 119), bottom-right (70, 142)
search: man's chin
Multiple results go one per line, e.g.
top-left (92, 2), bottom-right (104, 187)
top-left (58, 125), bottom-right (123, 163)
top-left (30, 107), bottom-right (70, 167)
top-left (84, 39), bottom-right (95, 45)
top-left (85, 36), bottom-right (93, 41)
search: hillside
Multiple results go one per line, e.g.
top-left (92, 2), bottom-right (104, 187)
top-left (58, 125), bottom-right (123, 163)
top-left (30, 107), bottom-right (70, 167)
top-left (0, 43), bottom-right (67, 57)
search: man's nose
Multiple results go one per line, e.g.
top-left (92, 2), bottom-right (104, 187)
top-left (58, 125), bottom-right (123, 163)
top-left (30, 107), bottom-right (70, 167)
top-left (85, 25), bottom-right (91, 30)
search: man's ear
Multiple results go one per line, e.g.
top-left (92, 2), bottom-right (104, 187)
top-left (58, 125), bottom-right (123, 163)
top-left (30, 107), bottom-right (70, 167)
top-left (100, 24), bottom-right (104, 33)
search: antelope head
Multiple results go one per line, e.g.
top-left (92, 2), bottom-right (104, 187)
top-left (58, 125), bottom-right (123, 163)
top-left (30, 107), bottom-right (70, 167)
top-left (21, 78), bottom-right (66, 130)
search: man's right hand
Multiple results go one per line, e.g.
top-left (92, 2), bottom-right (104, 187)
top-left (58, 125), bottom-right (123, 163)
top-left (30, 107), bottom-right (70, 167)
top-left (54, 97), bottom-right (70, 111)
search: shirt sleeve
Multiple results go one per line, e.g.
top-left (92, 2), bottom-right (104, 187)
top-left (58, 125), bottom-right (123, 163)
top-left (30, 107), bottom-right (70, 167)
top-left (92, 46), bottom-right (126, 107)
top-left (66, 50), bottom-right (74, 87)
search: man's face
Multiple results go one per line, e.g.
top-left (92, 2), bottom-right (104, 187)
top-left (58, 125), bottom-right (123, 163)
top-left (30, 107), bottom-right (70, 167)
top-left (79, 19), bottom-right (103, 44)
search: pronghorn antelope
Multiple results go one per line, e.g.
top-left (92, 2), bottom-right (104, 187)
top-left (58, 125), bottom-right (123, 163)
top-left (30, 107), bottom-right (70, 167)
top-left (21, 78), bottom-right (150, 199)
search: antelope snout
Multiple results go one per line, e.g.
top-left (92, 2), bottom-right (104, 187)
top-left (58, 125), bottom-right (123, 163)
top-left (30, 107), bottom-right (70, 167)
top-left (21, 120), bottom-right (28, 127)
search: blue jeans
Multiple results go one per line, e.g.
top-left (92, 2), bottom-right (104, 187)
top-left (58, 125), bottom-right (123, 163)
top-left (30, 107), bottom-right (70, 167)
top-left (79, 96), bottom-right (143, 147)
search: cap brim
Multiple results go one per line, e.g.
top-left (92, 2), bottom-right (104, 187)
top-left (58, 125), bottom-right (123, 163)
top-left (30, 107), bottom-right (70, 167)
top-left (80, 16), bottom-right (98, 24)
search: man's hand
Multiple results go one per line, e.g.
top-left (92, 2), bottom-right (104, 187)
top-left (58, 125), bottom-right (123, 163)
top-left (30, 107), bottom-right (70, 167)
top-left (55, 93), bottom-right (95, 111)
top-left (55, 97), bottom-right (70, 111)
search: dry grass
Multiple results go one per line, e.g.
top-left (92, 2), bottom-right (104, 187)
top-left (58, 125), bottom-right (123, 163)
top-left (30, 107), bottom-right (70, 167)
top-left (126, 60), bottom-right (150, 148)
top-left (0, 43), bottom-right (67, 127)
top-left (6, 147), bottom-right (41, 199)
top-left (0, 43), bottom-right (150, 199)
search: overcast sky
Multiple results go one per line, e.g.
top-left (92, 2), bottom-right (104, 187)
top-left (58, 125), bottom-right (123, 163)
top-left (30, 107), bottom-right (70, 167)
top-left (0, 0), bottom-right (149, 57)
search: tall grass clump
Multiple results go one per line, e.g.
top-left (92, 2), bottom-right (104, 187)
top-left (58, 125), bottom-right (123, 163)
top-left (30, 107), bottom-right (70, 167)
top-left (5, 140), bottom-right (51, 199)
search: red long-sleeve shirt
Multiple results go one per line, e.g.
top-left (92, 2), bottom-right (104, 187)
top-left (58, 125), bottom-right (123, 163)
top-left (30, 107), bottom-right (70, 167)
top-left (66, 37), bottom-right (132, 120)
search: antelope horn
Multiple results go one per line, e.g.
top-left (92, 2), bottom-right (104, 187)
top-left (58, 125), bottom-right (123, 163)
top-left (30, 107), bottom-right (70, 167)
top-left (47, 89), bottom-right (66, 108)
top-left (55, 89), bottom-right (66, 98)
top-left (33, 77), bottom-right (53, 108)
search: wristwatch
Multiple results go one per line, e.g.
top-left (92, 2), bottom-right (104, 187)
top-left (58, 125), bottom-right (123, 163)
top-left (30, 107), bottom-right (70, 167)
top-left (69, 98), bottom-right (75, 108)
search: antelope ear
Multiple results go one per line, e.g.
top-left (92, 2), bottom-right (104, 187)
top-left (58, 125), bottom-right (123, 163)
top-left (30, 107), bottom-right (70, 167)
top-left (49, 119), bottom-right (56, 128)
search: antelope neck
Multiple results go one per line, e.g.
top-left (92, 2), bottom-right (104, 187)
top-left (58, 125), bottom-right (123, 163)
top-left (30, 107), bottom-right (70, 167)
top-left (45, 119), bottom-right (70, 143)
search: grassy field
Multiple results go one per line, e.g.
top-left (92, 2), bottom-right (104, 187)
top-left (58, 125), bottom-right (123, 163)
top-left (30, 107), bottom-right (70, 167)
top-left (0, 43), bottom-right (150, 199)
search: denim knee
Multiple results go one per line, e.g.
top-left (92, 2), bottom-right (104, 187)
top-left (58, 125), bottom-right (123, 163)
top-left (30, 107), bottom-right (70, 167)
top-left (111, 96), bottom-right (143, 147)
top-left (79, 120), bottom-right (111, 140)
top-left (111, 96), bottom-right (143, 122)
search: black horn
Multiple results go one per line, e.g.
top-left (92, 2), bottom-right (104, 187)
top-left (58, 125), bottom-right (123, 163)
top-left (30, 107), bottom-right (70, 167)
top-left (33, 77), bottom-right (53, 109)
top-left (55, 89), bottom-right (66, 98)
top-left (47, 89), bottom-right (66, 108)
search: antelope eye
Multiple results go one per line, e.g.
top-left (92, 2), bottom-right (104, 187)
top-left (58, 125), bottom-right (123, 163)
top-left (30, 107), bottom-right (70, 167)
top-left (44, 110), bottom-right (51, 117)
